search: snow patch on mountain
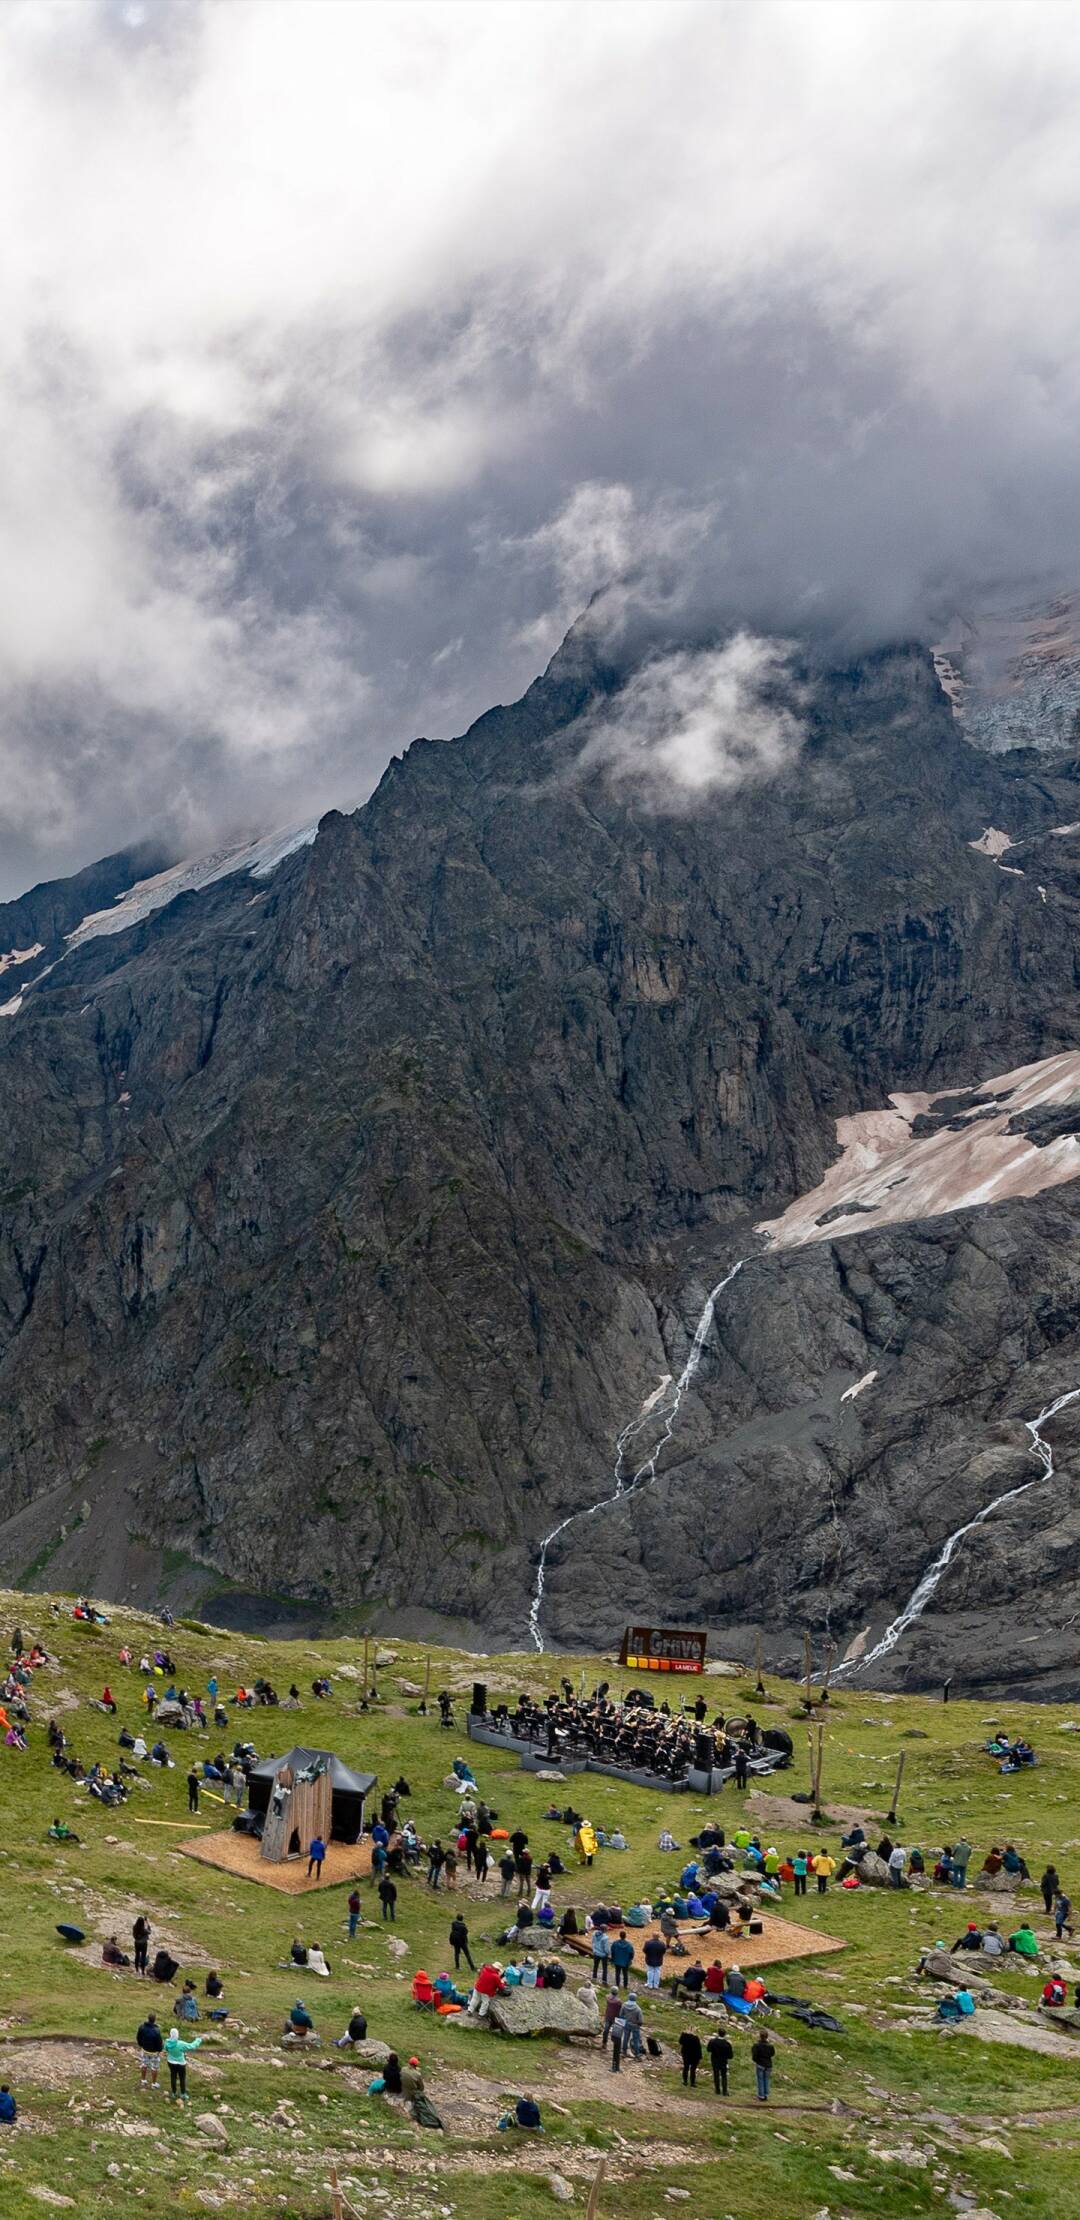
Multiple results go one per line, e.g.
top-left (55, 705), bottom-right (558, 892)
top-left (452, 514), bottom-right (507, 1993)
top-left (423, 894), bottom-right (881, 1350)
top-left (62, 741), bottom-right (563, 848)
top-left (760, 1050), bottom-right (1080, 1248)
top-left (65, 823), bottom-right (318, 952)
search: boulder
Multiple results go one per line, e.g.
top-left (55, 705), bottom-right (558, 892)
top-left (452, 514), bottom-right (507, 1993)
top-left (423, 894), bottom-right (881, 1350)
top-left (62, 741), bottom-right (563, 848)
top-left (980, 1868), bottom-right (1022, 1894)
top-left (488, 1984), bottom-right (600, 2039)
top-left (850, 1851), bottom-right (893, 1887)
top-left (548, 2177), bottom-right (575, 2203)
top-left (398, 1679), bottom-right (423, 1697)
top-left (194, 2112), bottom-right (229, 2144)
top-left (1038, 2005), bottom-right (1080, 2033)
top-left (916, 1949), bottom-right (964, 1983)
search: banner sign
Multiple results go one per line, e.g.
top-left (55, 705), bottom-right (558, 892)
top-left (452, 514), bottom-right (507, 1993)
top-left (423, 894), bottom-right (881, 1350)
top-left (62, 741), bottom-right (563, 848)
top-left (619, 1625), bottom-right (706, 1674)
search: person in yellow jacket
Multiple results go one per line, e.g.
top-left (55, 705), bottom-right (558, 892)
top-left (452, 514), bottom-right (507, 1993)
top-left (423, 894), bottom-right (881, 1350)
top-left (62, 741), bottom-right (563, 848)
top-left (575, 1821), bottom-right (597, 1867)
top-left (812, 1849), bottom-right (836, 1895)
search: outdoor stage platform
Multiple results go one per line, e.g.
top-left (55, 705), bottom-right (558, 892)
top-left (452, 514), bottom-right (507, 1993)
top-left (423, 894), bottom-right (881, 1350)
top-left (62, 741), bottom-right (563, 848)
top-left (466, 1712), bottom-right (785, 1796)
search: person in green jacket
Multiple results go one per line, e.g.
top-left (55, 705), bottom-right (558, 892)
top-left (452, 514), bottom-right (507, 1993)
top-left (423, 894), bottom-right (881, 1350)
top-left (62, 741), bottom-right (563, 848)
top-left (1008, 1923), bottom-right (1039, 1960)
top-left (164, 2027), bottom-right (201, 2101)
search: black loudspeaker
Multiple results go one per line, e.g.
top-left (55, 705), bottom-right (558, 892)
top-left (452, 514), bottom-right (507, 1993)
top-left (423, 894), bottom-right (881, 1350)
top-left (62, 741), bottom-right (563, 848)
top-left (694, 1732), bottom-right (715, 1770)
top-left (471, 1681), bottom-right (488, 1716)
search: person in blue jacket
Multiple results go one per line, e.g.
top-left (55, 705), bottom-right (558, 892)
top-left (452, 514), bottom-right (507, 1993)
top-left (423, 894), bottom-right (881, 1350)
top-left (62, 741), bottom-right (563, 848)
top-left (0, 2085), bottom-right (16, 2123)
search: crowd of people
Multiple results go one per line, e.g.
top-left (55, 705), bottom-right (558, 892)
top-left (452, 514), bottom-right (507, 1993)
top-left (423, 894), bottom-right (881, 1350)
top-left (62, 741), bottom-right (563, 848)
top-left (4, 1611), bottom-right (1072, 2153)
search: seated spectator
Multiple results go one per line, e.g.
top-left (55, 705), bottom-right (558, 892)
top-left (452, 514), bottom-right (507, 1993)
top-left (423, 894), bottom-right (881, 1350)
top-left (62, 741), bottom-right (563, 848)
top-left (334, 2006), bottom-right (369, 2048)
top-left (498, 2094), bottom-right (544, 2130)
top-left (1009, 1923), bottom-right (1039, 1959)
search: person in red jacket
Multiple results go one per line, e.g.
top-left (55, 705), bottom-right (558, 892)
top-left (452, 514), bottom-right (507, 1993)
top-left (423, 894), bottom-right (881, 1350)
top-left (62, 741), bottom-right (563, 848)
top-left (704, 1960), bottom-right (725, 1994)
top-left (467, 1963), bottom-right (507, 2018)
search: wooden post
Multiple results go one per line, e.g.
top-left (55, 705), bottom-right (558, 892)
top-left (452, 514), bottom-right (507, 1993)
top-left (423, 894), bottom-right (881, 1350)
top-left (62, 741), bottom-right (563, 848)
top-left (585, 2157), bottom-right (605, 2220)
top-left (886, 1749), bottom-right (905, 1825)
top-left (755, 1629), bottom-right (765, 1695)
top-left (330, 2165), bottom-right (344, 2220)
top-left (803, 1628), bottom-right (813, 1711)
top-left (819, 1640), bottom-right (836, 1705)
top-left (423, 1653), bottom-right (431, 1708)
top-left (363, 1636), bottom-right (369, 1700)
top-left (811, 1723), bottom-right (825, 1821)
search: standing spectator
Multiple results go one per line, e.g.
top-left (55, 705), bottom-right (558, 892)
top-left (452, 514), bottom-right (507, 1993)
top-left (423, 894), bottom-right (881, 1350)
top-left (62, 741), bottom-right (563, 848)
top-left (1041, 1864), bottom-right (1061, 1915)
top-left (516, 1846), bottom-right (533, 1897)
top-left (474, 1838), bottom-right (490, 1888)
top-left (164, 2026), bottom-right (201, 2103)
top-left (888, 1844), bottom-right (908, 1889)
top-left (951, 1837), bottom-right (972, 1890)
top-left (812, 1849), bottom-right (835, 1894)
top-left (347, 1888), bottom-right (361, 1939)
top-left (643, 1934), bottom-right (666, 1990)
top-left (532, 1860), bottom-right (553, 1915)
top-left (707, 2028), bottom-right (734, 2095)
top-left (449, 1915), bottom-right (475, 1972)
top-left (133, 1915), bottom-right (151, 1976)
top-left (792, 1850), bottom-right (809, 1897)
top-left (378, 1874), bottom-right (397, 1922)
top-left (499, 1850), bottom-right (517, 1898)
top-left (610, 1930), bottom-right (635, 1990)
top-left (601, 1990), bottom-right (622, 2050)
top-left (751, 2031), bottom-right (775, 2101)
top-left (1055, 1890), bottom-right (1074, 1941)
top-left (136, 2012), bottom-right (163, 2090)
top-left (590, 1925), bottom-right (611, 1985)
top-left (307, 1834), bottom-right (327, 1883)
top-left (679, 2028), bottom-right (703, 2086)
top-left (609, 2009), bottom-right (628, 2073)
top-left (443, 1845), bottom-right (458, 1891)
top-left (427, 1839), bottom-right (446, 1890)
top-left (186, 1768), bottom-right (200, 1814)
top-left (620, 1993), bottom-right (644, 2057)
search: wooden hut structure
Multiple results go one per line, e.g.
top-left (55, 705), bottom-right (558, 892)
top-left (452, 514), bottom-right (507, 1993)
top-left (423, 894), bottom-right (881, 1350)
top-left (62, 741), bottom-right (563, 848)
top-left (249, 1746), bottom-right (376, 1860)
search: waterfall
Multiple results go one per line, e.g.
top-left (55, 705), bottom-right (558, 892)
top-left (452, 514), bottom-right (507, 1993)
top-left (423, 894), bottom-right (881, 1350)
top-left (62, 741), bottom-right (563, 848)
top-left (527, 1258), bottom-right (746, 1652)
top-left (836, 1384), bottom-right (1080, 1679)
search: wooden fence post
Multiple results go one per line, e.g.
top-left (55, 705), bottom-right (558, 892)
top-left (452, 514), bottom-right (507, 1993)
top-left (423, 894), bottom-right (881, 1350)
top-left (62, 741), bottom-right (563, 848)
top-left (886, 1749), bottom-right (905, 1825)
top-left (585, 2157), bottom-right (605, 2219)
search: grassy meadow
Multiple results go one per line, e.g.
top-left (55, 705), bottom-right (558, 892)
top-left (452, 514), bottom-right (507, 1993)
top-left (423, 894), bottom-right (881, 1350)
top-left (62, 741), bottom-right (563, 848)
top-left (1, 1591), bottom-right (1079, 2218)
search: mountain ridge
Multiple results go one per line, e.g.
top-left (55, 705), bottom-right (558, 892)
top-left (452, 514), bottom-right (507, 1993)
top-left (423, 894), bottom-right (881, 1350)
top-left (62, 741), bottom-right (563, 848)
top-left (4, 626), bottom-right (1080, 1691)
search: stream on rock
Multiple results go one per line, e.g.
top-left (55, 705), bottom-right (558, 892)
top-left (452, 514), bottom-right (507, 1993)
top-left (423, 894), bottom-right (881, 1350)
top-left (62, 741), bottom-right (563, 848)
top-left (836, 1383), bottom-right (1080, 1679)
top-left (527, 1240), bottom-right (1080, 1676)
top-left (528, 1259), bottom-right (746, 1651)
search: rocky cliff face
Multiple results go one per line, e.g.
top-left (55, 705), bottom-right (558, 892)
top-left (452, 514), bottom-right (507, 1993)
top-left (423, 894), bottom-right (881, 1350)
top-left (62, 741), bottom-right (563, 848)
top-left (3, 625), bottom-right (1080, 1690)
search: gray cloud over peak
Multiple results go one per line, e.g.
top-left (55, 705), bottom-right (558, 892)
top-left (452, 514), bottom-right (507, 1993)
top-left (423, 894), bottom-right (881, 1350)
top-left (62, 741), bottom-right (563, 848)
top-left (1, 0), bottom-right (1079, 893)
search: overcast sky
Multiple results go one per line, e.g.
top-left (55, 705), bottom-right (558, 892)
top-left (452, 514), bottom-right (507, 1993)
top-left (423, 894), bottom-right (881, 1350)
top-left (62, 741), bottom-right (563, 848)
top-left (1, 0), bottom-right (1079, 896)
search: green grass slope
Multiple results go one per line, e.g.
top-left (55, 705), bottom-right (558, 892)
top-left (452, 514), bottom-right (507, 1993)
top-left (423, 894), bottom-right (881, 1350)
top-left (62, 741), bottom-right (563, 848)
top-left (0, 1591), bottom-right (1079, 2219)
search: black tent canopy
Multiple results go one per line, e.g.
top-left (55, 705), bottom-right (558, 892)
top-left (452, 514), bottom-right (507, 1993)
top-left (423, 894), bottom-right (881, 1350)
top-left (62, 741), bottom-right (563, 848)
top-left (247, 1746), bottom-right (376, 1843)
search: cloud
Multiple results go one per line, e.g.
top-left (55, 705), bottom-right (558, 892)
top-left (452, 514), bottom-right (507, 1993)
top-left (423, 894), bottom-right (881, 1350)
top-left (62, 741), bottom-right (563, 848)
top-left (576, 635), bottom-right (804, 803)
top-left (1, 1), bottom-right (1080, 890)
